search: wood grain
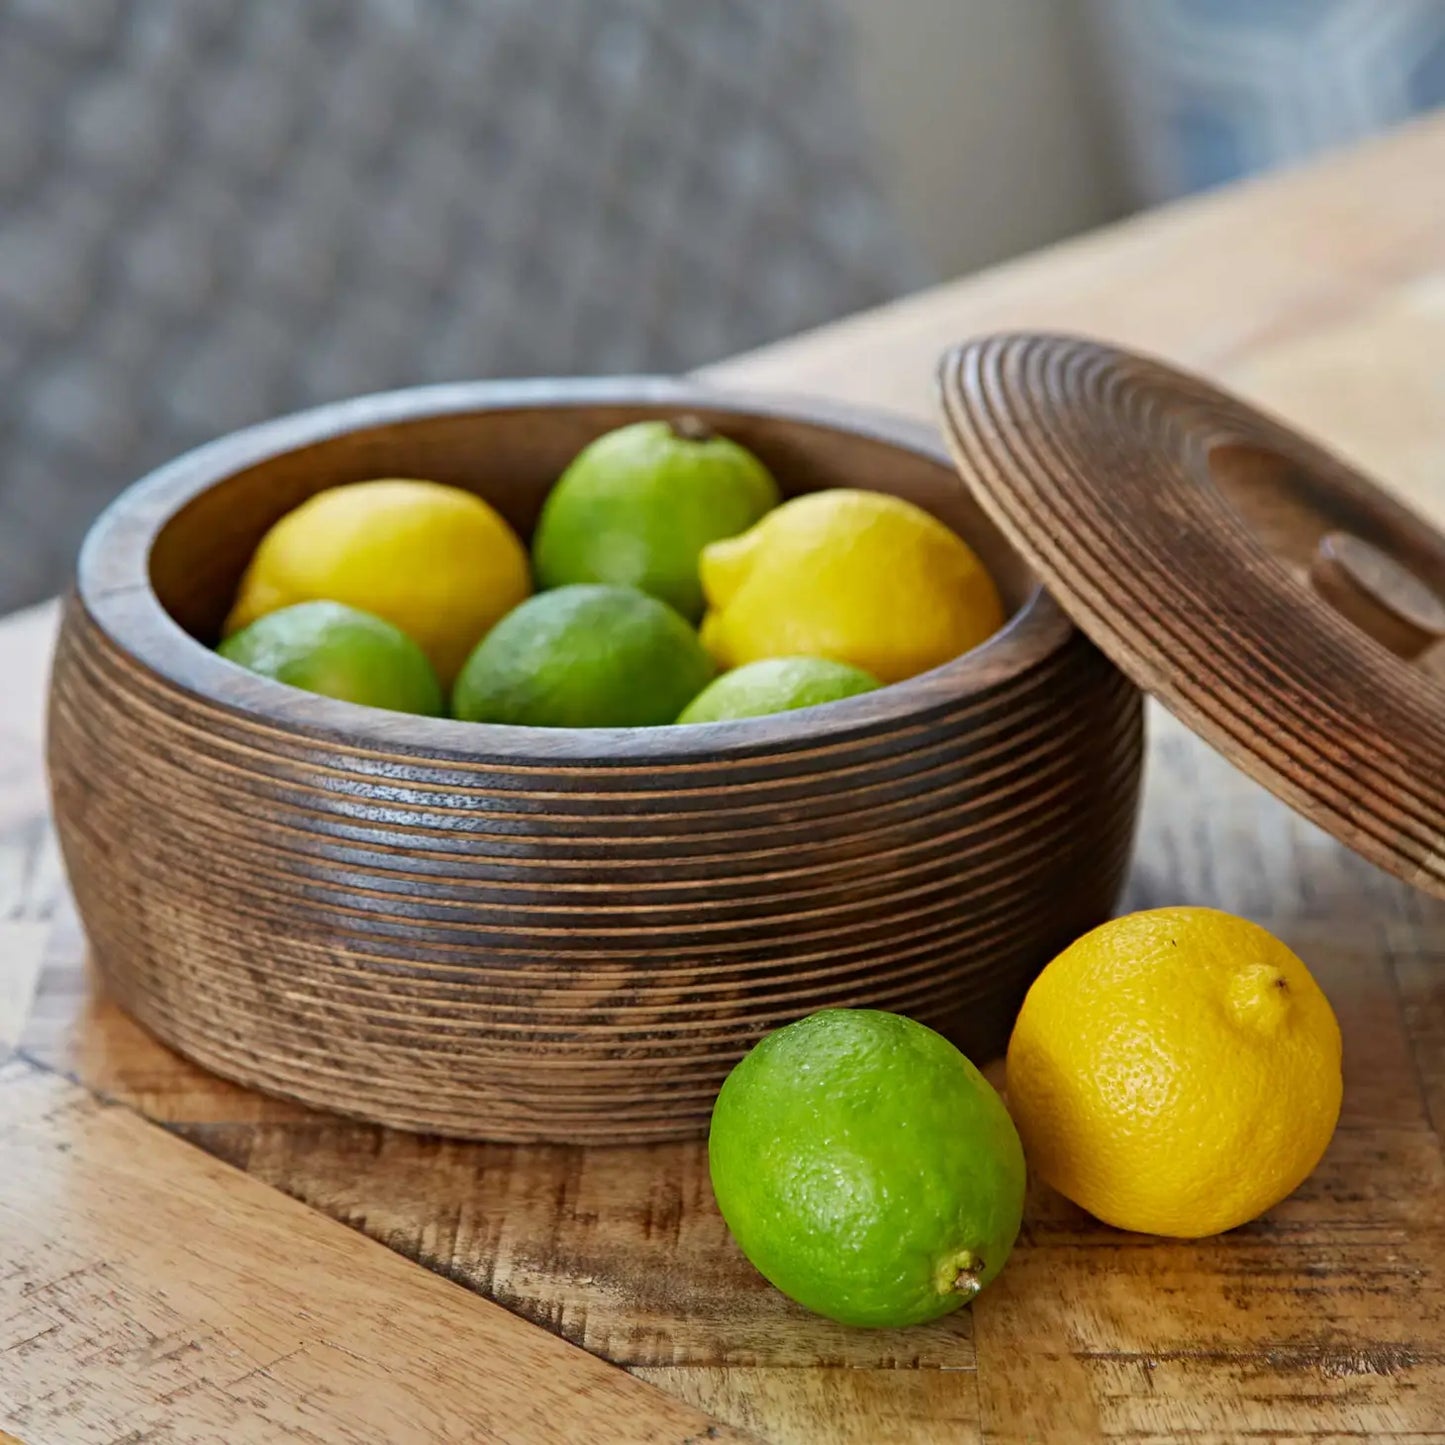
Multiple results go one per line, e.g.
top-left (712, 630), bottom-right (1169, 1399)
top-left (179, 1118), bottom-right (979, 1371)
top-left (0, 603), bottom-right (53, 838)
top-left (937, 332), bottom-right (1445, 898)
top-left (0, 1058), bottom-right (749, 1445)
top-left (46, 384), bottom-right (1141, 1143)
top-left (632, 1368), bottom-right (980, 1445)
top-left (5, 113), bottom-right (1445, 1444)
top-left (17, 868), bottom-right (1445, 1444)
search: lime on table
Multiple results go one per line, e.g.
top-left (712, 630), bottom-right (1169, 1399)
top-left (532, 419), bottom-right (781, 622)
top-left (225, 478), bottom-right (531, 687)
top-left (709, 1009), bottom-right (1026, 1328)
top-left (218, 601), bottom-right (445, 715)
top-left (452, 583), bottom-right (715, 728)
top-left (676, 656), bottom-right (879, 724)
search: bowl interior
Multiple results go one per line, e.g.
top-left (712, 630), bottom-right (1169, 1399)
top-left (145, 390), bottom-right (1036, 647)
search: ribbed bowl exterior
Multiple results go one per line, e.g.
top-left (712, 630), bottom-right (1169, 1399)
top-left (48, 607), bottom-right (1138, 1142)
top-left (46, 380), bottom-right (1143, 1143)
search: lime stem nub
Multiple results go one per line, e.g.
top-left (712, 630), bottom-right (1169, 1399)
top-left (936, 1249), bottom-right (984, 1300)
top-left (669, 415), bottom-right (714, 443)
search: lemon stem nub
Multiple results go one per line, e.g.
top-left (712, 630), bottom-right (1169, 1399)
top-left (669, 415), bottom-right (714, 443)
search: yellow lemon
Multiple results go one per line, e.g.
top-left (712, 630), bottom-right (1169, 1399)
top-left (1006, 908), bottom-right (1342, 1238)
top-left (225, 479), bottom-right (531, 686)
top-left (698, 489), bottom-right (1004, 684)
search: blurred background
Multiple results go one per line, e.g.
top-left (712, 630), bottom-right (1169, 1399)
top-left (3, 0), bottom-right (1444, 613)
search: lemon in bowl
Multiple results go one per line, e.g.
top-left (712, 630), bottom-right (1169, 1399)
top-left (699, 489), bottom-right (1004, 684)
top-left (225, 478), bottom-right (531, 687)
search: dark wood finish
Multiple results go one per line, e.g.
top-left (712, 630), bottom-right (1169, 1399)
top-left (45, 380), bottom-right (1142, 1143)
top-left (938, 333), bottom-right (1445, 902)
top-left (1310, 531), bottom-right (1445, 660)
top-left (10, 117), bottom-right (1445, 1442)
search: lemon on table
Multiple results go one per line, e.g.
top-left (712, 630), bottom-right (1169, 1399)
top-left (218, 601), bottom-right (445, 715)
top-left (224, 479), bottom-right (531, 686)
top-left (709, 1009), bottom-right (1026, 1328)
top-left (531, 419), bottom-right (781, 622)
top-left (699, 489), bottom-right (1005, 683)
top-left (452, 583), bottom-right (714, 728)
top-left (676, 656), bottom-right (879, 724)
top-left (1006, 907), bottom-right (1343, 1238)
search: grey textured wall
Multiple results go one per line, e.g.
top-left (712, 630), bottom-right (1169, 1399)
top-left (0, 0), bottom-right (920, 611)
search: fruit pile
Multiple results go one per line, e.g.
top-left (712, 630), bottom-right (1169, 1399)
top-left (710, 907), bottom-right (1343, 1328)
top-left (214, 420), bottom-right (1348, 1338)
top-left (218, 419), bottom-right (1005, 727)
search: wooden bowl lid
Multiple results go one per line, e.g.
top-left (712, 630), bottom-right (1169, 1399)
top-left (936, 333), bottom-right (1445, 899)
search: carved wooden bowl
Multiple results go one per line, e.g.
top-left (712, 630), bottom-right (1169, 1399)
top-left (46, 379), bottom-right (1143, 1143)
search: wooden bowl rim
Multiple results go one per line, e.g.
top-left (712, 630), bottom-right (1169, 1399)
top-left (76, 376), bottom-right (1077, 763)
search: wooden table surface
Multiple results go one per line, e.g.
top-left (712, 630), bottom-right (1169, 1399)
top-left (4, 113), bottom-right (1445, 1444)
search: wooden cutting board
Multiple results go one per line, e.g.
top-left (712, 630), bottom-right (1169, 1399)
top-left (5, 113), bottom-right (1445, 1442)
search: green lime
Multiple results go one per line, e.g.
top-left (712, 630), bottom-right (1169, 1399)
top-left (452, 584), bottom-right (715, 727)
top-left (676, 656), bottom-right (880, 724)
top-left (709, 1009), bottom-right (1026, 1328)
top-left (218, 600), bottom-right (444, 715)
top-left (532, 419), bottom-right (781, 622)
